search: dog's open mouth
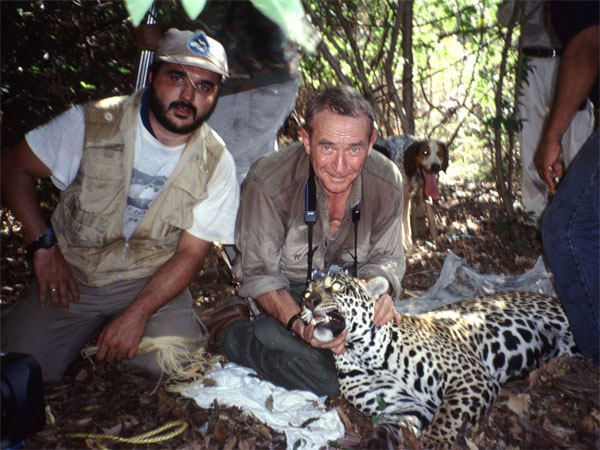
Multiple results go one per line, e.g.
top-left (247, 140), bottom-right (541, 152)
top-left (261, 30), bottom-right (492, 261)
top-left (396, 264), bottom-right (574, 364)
top-left (423, 171), bottom-right (440, 199)
top-left (311, 311), bottom-right (346, 337)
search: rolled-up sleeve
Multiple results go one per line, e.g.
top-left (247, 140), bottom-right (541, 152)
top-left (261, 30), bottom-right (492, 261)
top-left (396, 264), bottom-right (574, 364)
top-left (234, 174), bottom-right (291, 299)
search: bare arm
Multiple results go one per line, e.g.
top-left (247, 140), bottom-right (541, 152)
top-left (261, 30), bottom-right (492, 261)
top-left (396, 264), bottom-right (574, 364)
top-left (256, 288), bottom-right (348, 354)
top-left (534, 25), bottom-right (600, 193)
top-left (1, 139), bottom-right (79, 308)
top-left (256, 286), bottom-right (397, 355)
top-left (95, 230), bottom-right (212, 362)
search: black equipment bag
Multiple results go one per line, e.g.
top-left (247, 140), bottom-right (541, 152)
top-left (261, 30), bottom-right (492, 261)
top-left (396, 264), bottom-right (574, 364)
top-left (1, 352), bottom-right (45, 447)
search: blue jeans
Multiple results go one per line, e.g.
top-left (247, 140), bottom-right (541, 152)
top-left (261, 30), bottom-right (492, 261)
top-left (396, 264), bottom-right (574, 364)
top-left (542, 130), bottom-right (599, 364)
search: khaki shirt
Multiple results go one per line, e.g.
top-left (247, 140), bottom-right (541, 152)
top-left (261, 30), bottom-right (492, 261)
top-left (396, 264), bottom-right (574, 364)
top-left (234, 142), bottom-right (405, 300)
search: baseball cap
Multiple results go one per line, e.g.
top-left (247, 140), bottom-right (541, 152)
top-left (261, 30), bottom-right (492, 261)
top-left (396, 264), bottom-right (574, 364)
top-left (156, 28), bottom-right (229, 79)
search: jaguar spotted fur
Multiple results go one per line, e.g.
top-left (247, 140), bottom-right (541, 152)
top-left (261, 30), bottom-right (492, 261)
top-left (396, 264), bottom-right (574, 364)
top-left (300, 273), bottom-right (578, 449)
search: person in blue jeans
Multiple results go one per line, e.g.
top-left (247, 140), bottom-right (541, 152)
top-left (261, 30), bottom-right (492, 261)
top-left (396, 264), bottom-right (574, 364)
top-left (541, 131), bottom-right (599, 364)
top-left (535, 1), bottom-right (599, 365)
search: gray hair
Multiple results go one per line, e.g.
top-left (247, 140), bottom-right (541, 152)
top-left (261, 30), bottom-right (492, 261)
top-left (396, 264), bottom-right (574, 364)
top-left (304, 85), bottom-right (375, 137)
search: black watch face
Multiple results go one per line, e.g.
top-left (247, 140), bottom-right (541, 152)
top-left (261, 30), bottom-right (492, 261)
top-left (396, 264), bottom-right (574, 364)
top-left (40, 232), bottom-right (56, 249)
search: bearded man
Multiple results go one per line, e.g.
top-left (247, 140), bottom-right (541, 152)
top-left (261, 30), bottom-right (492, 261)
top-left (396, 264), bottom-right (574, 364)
top-left (1, 29), bottom-right (239, 383)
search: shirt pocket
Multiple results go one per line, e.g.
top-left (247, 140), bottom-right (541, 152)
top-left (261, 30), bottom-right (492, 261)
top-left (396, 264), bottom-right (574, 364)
top-left (281, 224), bottom-right (310, 274)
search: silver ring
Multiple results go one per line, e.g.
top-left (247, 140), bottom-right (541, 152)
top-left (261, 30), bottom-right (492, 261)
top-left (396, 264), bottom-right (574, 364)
top-left (50, 288), bottom-right (57, 292)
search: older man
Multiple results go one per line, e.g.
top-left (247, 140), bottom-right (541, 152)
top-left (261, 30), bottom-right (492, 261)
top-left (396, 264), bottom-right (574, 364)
top-left (201, 86), bottom-right (405, 396)
top-left (1, 29), bottom-right (240, 383)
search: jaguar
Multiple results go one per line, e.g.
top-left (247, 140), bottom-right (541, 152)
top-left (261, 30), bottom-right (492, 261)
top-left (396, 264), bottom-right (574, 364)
top-left (301, 273), bottom-right (578, 449)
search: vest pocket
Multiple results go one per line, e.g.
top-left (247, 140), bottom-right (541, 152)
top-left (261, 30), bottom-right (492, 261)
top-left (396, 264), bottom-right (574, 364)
top-left (78, 144), bottom-right (124, 214)
top-left (157, 175), bottom-right (208, 233)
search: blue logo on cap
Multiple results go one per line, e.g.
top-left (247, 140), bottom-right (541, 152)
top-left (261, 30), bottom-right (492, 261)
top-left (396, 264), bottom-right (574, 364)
top-left (187, 33), bottom-right (210, 55)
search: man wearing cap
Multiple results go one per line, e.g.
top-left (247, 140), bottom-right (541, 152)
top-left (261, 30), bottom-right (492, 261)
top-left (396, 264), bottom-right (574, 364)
top-left (1, 29), bottom-right (240, 383)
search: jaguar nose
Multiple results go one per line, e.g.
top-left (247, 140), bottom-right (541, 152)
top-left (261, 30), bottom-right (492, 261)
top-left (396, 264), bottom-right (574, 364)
top-left (303, 293), bottom-right (321, 310)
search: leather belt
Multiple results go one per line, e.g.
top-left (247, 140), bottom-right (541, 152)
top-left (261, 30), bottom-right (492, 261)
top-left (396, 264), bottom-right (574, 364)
top-left (523, 47), bottom-right (562, 58)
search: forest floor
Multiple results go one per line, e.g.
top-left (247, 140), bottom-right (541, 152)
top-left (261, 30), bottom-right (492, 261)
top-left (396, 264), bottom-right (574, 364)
top-left (1, 174), bottom-right (598, 449)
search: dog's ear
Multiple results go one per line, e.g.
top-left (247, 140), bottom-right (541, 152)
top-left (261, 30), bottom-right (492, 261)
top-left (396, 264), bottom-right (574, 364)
top-left (440, 142), bottom-right (449, 172)
top-left (403, 142), bottom-right (419, 177)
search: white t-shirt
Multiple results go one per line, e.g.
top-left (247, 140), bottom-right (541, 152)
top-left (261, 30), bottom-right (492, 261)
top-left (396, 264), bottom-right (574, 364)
top-left (26, 105), bottom-right (240, 244)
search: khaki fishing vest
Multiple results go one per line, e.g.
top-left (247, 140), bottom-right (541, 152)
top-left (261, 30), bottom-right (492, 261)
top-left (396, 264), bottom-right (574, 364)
top-left (51, 90), bottom-right (225, 287)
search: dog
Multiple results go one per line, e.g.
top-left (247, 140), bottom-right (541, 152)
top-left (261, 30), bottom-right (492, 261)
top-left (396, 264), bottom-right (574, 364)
top-left (373, 135), bottom-right (449, 250)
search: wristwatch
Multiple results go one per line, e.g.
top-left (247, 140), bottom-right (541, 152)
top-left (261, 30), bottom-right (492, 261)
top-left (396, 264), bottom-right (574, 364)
top-left (26, 225), bottom-right (57, 258)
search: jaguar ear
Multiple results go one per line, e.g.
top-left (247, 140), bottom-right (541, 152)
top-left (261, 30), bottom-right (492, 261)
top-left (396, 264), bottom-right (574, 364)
top-left (363, 276), bottom-right (389, 299)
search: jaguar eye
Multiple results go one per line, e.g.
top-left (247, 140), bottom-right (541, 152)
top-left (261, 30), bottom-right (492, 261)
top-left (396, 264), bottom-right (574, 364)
top-left (332, 282), bottom-right (343, 292)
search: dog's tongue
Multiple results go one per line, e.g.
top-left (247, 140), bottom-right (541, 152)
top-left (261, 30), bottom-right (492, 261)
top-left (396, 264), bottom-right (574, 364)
top-left (424, 172), bottom-right (440, 199)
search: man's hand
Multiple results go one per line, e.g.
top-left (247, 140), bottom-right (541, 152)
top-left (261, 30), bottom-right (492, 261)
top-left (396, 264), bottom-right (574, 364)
top-left (534, 132), bottom-right (564, 195)
top-left (374, 292), bottom-right (400, 326)
top-left (298, 291), bottom-right (398, 355)
top-left (95, 309), bottom-right (147, 363)
top-left (302, 322), bottom-right (349, 354)
top-left (33, 246), bottom-right (79, 310)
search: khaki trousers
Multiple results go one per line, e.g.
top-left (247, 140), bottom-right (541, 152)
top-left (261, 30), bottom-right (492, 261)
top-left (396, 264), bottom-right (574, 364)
top-left (1, 278), bottom-right (205, 383)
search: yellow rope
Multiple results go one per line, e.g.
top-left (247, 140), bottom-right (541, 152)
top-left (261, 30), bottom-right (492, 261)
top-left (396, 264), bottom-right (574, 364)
top-left (65, 420), bottom-right (187, 446)
top-left (46, 405), bottom-right (187, 449)
top-left (404, 289), bottom-right (419, 298)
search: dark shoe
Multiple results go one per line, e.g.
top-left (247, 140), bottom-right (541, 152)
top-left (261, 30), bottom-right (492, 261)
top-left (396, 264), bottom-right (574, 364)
top-left (199, 297), bottom-right (250, 346)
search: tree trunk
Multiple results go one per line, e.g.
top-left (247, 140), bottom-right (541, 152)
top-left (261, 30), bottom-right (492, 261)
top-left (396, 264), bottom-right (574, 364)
top-left (400, 0), bottom-right (415, 135)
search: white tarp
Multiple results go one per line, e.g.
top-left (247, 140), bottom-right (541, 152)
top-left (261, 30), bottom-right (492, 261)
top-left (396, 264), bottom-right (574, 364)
top-left (182, 362), bottom-right (344, 449)
top-left (395, 251), bottom-right (555, 314)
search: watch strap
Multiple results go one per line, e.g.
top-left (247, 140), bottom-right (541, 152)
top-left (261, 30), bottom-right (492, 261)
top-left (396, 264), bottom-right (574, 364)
top-left (287, 313), bottom-right (302, 332)
top-left (26, 225), bottom-right (57, 258)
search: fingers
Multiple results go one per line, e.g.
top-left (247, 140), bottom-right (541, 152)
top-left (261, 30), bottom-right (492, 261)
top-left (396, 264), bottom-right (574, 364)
top-left (534, 136), bottom-right (564, 194)
top-left (95, 329), bottom-right (108, 362)
top-left (49, 285), bottom-right (61, 310)
top-left (95, 330), bottom-right (125, 363)
top-left (67, 277), bottom-right (80, 303)
top-left (331, 342), bottom-right (346, 354)
top-left (95, 315), bottom-right (144, 363)
top-left (33, 246), bottom-right (79, 309)
top-left (37, 280), bottom-right (48, 307)
top-left (373, 293), bottom-right (394, 327)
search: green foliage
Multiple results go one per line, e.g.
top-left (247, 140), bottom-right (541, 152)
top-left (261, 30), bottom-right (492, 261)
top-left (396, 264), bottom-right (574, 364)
top-left (301, 0), bottom-right (523, 215)
top-left (495, 208), bottom-right (535, 252)
top-left (292, 438), bottom-right (306, 450)
top-left (1, 1), bottom-right (136, 147)
top-left (371, 393), bottom-right (388, 425)
top-left (2, 0), bottom-right (525, 218)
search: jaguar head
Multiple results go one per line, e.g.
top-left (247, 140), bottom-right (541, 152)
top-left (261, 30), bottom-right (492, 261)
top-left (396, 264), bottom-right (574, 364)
top-left (300, 273), bottom-right (389, 342)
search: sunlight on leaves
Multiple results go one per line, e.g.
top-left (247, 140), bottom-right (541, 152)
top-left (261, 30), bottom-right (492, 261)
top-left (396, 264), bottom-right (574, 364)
top-left (79, 81), bottom-right (96, 90)
top-left (251, 0), bottom-right (320, 53)
top-left (181, 0), bottom-right (208, 21)
top-left (124, 0), bottom-right (154, 27)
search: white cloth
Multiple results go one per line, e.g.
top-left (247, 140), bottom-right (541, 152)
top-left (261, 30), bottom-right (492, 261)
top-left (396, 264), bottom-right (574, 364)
top-left (182, 362), bottom-right (345, 450)
top-left (208, 78), bottom-right (300, 184)
top-left (26, 105), bottom-right (240, 244)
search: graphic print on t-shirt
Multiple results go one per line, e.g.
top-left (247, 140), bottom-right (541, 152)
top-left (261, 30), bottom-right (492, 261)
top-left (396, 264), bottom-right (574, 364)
top-left (122, 116), bottom-right (185, 239)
